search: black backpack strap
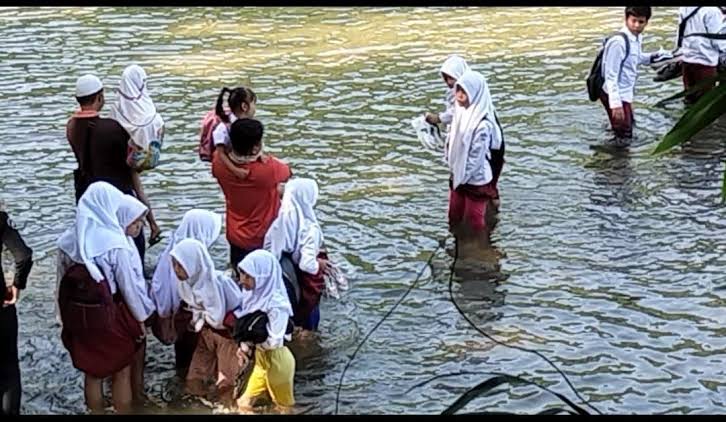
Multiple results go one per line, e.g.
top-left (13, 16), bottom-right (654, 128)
top-left (617, 32), bottom-right (630, 79)
top-left (81, 120), bottom-right (96, 176)
top-left (678, 7), bottom-right (702, 48)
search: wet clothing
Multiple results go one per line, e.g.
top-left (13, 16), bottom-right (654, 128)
top-left (0, 211), bottom-right (32, 416)
top-left (448, 180), bottom-right (499, 233)
top-left (601, 26), bottom-right (655, 110)
top-left (599, 91), bottom-right (634, 139)
top-left (185, 325), bottom-right (241, 403)
top-left (683, 62), bottom-right (719, 104)
top-left (212, 152), bottom-right (291, 252)
top-left (241, 346), bottom-right (295, 407)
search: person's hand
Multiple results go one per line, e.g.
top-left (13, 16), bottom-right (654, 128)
top-left (3, 286), bottom-right (19, 306)
top-left (425, 112), bottom-right (441, 125)
top-left (611, 107), bottom-right (625, 124)
top-left (317, 258), bottom-right (330, 274)
top-left (149, 221), bottom-right (161, 242)
top-left (232, 166), bottom-right (250, 180)
top-left (236, 347), bottom-right (249, 367)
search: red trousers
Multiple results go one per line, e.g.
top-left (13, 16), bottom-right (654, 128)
top-left (448, 182), bottom-right (498, 233)
top-left (682, 62), bottom-right (718, 104)
top-left (599, 91), bottom-right (633, 139)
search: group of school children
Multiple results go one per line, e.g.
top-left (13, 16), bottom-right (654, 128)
top-left (2, 6), bottom-right (725, 416)
top-left (595, 6), bottom-right (725, 142)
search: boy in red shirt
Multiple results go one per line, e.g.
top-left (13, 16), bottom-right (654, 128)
top-left (212, 118), bottom-right (291, 271)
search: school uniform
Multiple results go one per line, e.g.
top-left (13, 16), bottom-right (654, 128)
top-left (237, 250), bottom-right (296, 407)
top-left (600, 26), bottom-right (656, 139)
top-left (263, 178), bottom-right (325, 331)
top-left (56, 182), bottom-right (154, 380)
top-left (169, 239), bottom-right (244, 404)
top-left (0, 211), bottom-right (33, 416)
top-left (446, 70), bottom-right (505, 234)
top-left (149, 209), bottom-right (223, 373)
top-left (678, 7), bottom-right (726, 103)
top-left (212, 113), bottom-right (238, 149)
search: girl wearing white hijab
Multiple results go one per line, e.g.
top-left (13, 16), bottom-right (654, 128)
top-left (236, 250), bottom-right (295, 409)
top-left (263, 178), bottom-right (329, 332)
top-left (108, 64), bottom-right (163, 246)
top-left (109, 64), bottom-right (165, 171)
top-left (426, 54), bottom-right (470, 128)
top-left (56, 181), bottom-right (154, 414)
top-left (445, 70), bottom-right (505, 243)
top-left (150, 209), bottom-right (223, 375)
top-left (169, 238), bottom-right (244, 406)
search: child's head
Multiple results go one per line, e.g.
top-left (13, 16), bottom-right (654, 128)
top-left (171, 256), bottom-right (189, 281)
top-left (229, 118), bottom-right (264, 157)
top-left (624, 6), bottom-right (651, 35)
top-left (440, 55), bottom-right (470, 89)
top-left (216, 86), bottom-right (257, 123)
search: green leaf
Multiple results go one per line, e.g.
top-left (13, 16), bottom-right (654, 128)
top-left (653, 82), bottom-right (726, 155)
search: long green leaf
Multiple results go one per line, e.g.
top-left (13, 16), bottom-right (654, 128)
top-left (653, 82), bottom-right (726, 155)
top-left (655, 72), bottom-right (726, 107)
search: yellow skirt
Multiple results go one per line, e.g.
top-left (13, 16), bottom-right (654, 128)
top-left (241, 346), bottom-right (296, 407)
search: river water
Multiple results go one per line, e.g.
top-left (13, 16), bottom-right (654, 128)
top-left (1, 6), bottom-right (725, 415)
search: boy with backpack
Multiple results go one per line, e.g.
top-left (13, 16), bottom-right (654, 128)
top-left (588, 7), bottom-right (662, 143)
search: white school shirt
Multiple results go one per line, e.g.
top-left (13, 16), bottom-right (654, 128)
top-left (458, 120), bottom-right (495, 187)
top-left (602, 26), bottom-right (655, 109)
top-left (259, 307), bottom-right (290, 350)
top-left (678, 7), bottom-right (726, 67)
top-left (57, 248), bottom-right (156, 322)
top-left (295, 225), bottom-right (323, 275)
top-left (211, 113), bottom-right (238, 147)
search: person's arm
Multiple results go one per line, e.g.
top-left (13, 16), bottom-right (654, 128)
top-left (271, 156), bottom-right (292, 184)
top-left (706, 9), bottom-right (726, 53)
top-left (298, 227), bottom-right (324, 275)
top-left (111, 248), bottom-right (155, 322)
top-left (219, 148), bottom-right (250, 180)
top-left (603, 37), bottom-right (626, 109)
top-left (1, 212), bottom-right (33, 295)
top-left (464, 124), bottom-right (491, 185)
top-left (259, 308), bottom-right (288, 350)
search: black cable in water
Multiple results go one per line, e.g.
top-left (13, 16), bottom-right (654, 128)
top-left (333, 239), bottom-right (445, 415)
top-left (447, 238), bottom-right (604, 415)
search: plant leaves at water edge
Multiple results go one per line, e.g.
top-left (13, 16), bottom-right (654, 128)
top-left (654, 72), bottom-right (726, 107)
top-left (652, 81), bottom-right (726, 156)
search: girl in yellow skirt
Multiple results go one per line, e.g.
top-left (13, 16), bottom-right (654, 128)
top-left (235, 250), bottom-right (296, 411)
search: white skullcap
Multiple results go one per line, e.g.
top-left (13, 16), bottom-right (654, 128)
top-left (75, 74), bottom-right (103, 98)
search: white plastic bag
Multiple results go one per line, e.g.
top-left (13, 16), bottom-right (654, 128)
top-left (411, 115), bottom-right (444, 151)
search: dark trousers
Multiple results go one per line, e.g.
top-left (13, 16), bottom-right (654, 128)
top-left (599, 91), bottom-right (634, 139)
top-left (683, 62), bottom-right (718, 104)
top-left (0, 305), bottom-right (20, 415)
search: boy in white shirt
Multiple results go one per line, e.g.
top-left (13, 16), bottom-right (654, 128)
top-left (677, 7), bottom-right (726, 104)
top-left (600, 7), bottom-right (660, 142)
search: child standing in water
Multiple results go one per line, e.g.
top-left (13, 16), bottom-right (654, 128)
top-left (446, 70), bottom-right (505, 255)
top-left (599, 7), bottom-right (660, 143)
top-left (425, 54), bottom-right (470, 129)
top-left (263, 178), bottom-right (329, 334)
top-left (213, 87), bottom-right (258, 180)
top-left (235, 250), bottom-right (296, 411)
top-left (169, 239), bottom-right (244, 408)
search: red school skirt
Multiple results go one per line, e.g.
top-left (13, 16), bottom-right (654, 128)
top-left (58, 264), bottom-right (144, 379)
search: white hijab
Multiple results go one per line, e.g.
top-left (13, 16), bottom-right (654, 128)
top-left (263, 178), bottom-right (320, 261)
top-left (440, 54), bottom-right (470, 81)
top-left (170, 238), bottom-right (242, 331)
top-left (108, 64), bottom-right (164, 150)
top-left (441, 55), bottom-right (470, 105)
top-left (237, 249), bottom-right (293, 318)
top-left (445, 70), bottom-right (503, 190)
top-left (151, 209), bottom-right (223, 317)
top-left (58, 181), bottom-right (148, 282)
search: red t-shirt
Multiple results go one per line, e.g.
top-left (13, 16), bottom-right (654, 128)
top-left (212, 152), bottom-right (291, 250)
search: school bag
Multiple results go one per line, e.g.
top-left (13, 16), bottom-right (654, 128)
top-left (198, 108), bottom-right (230, 162)
top-left (586, 32), bottom-right (630, 102)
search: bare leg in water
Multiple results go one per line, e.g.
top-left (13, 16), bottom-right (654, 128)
top-left (130, 341), bottom-right (146, 409)
top-left (85, 366), bottom-right (132, 414)
top-left (84, 375), bottom-right (105, 414)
